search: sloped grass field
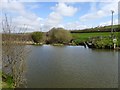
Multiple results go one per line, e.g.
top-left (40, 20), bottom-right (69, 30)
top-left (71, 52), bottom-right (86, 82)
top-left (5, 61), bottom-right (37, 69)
top-left (72, 32), bottom-right (120, 41)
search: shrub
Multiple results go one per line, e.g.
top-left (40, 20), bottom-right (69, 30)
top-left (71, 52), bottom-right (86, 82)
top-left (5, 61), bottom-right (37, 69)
top-left (93, 38), bottom-right (113, 49)
top-left (48, 28), bottom-right (72, 44)
top-left (31, 32), bottom-right (43, 43)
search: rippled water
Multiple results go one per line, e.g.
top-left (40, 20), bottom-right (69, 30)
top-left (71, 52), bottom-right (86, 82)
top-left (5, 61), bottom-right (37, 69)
top-left (26, 45), bottom-right (118, 88)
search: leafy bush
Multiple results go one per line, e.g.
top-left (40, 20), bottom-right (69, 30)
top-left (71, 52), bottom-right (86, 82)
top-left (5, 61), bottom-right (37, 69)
top-left (31, 32), bottom-right (43, 43)
top-left (93, 38), bottom-right (113, 49)
top-left (48, 28), bottom-right (72, 44)
top-left (117, 32), bottom-right (120, 47)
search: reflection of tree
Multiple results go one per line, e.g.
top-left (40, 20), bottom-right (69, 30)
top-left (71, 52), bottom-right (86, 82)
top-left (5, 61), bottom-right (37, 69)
top-left (2, 14), bottom-right (29, 88)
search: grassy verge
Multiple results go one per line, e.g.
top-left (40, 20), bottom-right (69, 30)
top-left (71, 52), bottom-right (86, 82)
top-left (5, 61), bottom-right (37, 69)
top-left (72, 32), bottom-right (120, 47)
top-left (72, 32), bottom-right (119, 41)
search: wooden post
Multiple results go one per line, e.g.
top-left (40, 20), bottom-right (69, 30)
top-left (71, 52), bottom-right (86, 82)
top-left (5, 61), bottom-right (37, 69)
top-left (114, 44), bottom-right (116, 49)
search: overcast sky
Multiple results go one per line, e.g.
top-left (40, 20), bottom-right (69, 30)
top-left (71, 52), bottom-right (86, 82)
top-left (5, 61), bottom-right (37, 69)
top-left (0, 0), bottom-right (119, 32)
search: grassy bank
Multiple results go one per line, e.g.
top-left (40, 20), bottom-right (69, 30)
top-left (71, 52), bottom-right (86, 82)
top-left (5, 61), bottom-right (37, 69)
top-left (72, 32), bottom-right (119, 42)
top-left (72, 32), bottom-right (120, 48)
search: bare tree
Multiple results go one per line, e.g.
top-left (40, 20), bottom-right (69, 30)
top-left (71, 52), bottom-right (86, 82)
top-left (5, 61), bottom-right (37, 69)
top-left (2, 14), bottom-right (29, 88)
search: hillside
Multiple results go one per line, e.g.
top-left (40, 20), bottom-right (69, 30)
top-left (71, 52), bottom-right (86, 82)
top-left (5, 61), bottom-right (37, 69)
top-left (70, 25), bottom-right (120, 33)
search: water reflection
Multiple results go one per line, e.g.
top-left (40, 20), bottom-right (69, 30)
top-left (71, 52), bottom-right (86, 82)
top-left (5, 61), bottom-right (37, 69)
top-left (26, 45), bottom-right (118, 88)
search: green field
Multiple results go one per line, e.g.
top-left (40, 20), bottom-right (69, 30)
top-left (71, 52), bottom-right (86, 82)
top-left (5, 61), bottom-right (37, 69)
top-left (72, 32), bottom-right (120, 42)
top-left (71, 25), bottom-right (120, 33)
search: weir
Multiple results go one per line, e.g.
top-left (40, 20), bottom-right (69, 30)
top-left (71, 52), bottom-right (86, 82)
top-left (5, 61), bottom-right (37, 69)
top-left (83, 42), bottom-right (88, 48)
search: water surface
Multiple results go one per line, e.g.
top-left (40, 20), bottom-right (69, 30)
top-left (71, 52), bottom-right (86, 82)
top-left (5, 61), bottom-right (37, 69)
top-left (26, 45), bottom-right (118, 88)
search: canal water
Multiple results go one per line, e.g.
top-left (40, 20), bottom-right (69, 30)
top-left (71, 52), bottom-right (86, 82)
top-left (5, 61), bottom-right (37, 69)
top-left (26, 45), bottom-right (118, 88)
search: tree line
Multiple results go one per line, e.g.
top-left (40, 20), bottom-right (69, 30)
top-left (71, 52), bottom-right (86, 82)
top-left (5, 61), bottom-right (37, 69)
top-left (70, 25), bottom-right (120, 33)
top-left (31, 27), bottom-right (73, 45)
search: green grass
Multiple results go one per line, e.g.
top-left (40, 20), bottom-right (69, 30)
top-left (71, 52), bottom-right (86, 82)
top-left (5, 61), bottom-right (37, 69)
top-left (72, 32), bottom-right (119, 42)
top-left (1, 71), bottom-right (14, 88)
